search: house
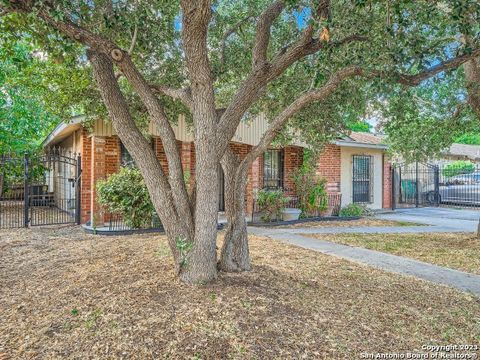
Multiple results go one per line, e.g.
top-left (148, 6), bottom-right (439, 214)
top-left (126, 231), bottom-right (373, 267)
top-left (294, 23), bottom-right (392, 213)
top-left (436, 143), bottom-right (480, 164)
top-left (42, 115), bottom-right (392, 226)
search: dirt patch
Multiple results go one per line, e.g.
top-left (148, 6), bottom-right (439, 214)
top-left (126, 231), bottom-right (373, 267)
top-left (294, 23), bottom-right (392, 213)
top-left (279, 217), bottom-right (425, 228)
top-left (1, 226), bottom-right (479, 359)
top-left (306, 232), bottom-right (480, 275)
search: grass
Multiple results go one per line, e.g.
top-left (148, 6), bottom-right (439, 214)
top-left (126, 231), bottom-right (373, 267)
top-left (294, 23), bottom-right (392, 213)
top-left (307, 232), bottom-right (480, 275)
top-left (0, 226), bottom-right (479, 359)
top-left (283, 217), bottom-right (425, 228)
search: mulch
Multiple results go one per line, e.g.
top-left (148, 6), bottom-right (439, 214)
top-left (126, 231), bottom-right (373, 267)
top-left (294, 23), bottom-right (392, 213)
top-left (1, 226), bottom-right (479, 359)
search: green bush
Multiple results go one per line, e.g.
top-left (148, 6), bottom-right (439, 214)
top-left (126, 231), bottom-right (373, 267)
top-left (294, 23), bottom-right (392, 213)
top-left (339, 203), bottom-right (372, 217)
top-left (96, 167), bottom-right (155, 229)
top-left (442, 161), bottom-right (475, 178)
top-left (291, 166), bottom-right (328, 217)
top-left (256, 189), bottom-right (289, 222)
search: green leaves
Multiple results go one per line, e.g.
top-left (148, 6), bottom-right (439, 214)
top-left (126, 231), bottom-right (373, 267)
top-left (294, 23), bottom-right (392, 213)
top-left (442, 161), bottom-right (475, 178)
top-left (96, 167), bottom-right (156, 229)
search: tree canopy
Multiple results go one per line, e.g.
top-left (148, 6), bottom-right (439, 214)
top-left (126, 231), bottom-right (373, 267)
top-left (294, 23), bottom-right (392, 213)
top-left (1, 0), bottom-right (479, 283)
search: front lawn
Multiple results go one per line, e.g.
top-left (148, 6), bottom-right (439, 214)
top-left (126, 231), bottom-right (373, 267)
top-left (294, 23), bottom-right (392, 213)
top-left (307, 232), bottom-right (480, 275)
top-left (282, 217), bottom-right (425, 228)
top-left (1, 227), bottom-right (479, 359)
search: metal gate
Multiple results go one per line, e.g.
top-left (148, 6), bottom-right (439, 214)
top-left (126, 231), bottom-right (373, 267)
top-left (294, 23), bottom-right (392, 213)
top-left (392, 161), bottom-right (480, 209)
top-left (0, 149), bottom-right (81, 228)
top-left (392, 162), bottom-right (440, 209)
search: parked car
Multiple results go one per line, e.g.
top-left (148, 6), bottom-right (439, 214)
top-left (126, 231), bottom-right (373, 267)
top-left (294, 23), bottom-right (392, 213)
top-left (438, 183), bottom-right (480, 206)
top-left (445, 172), bottom-right (480, 185)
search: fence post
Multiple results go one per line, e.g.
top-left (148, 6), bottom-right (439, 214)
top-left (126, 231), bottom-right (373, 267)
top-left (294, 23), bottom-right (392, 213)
top-left (434, 165), bottom-right (440, 207)
top-left (75, 155), bottom-right (82, 225)
top-left (23, 153), bottom-right (29, 228)
top-left (391, 165), bottom-right (396, 211)
top-left (415, 161), bottom-right (419, 208)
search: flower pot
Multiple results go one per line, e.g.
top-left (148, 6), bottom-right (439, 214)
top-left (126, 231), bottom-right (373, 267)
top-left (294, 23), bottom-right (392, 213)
top-left (281, 208), bottom-right (302, 221)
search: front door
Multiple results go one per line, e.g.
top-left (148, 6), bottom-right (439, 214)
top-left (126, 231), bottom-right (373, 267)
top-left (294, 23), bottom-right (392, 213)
top-left (352, 155), bottom-right (372, 203)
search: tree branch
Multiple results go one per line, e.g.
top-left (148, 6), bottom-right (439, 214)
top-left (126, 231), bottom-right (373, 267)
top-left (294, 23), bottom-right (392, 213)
top-left (216, 31), bottom-right (367, 154)
top-left (151, 85), bottom-right (193, 110)
top-left (219, 15), bottom-right (255, 73)
top-left (396, 48), bottom-right (480, 86)
top-left (8, 0), bottom-right (195, 228)
top-left (237, 66), bottom-right (362, 175)
top-left (252, 1), bottom-right (285, 70)
top-left (87, 50), bottom-right (180, 228)
top-left (127, 24), bottom-right (138, 55)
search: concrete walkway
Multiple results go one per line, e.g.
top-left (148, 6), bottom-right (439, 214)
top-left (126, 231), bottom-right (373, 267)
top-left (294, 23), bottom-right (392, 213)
top-left (249, 207), bottom-right (480, 296)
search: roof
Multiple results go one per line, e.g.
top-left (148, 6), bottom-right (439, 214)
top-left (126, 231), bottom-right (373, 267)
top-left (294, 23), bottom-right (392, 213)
top-left (42, 115), bottom-right (84, 148)
top-left (444, 143), bottom-right (480, 160)
top-left (43, 117), bottom-right (387, 151)
top-left (334, 131), bottom-right (388, 150)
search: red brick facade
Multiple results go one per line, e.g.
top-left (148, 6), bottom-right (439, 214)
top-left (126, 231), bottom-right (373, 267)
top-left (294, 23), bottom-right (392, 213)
top-left (315, 144), bottom-right (341, 194)
top-left (382, 156), bottom-right (392, 209)
top-left (78, 131), bottom-right (390, 224)
top-left (283, 146), bottom-right (304, 196)
top-left (80, 131), bottom-right (92, 224)
top-left (80, 134), bottom-right (121, 224)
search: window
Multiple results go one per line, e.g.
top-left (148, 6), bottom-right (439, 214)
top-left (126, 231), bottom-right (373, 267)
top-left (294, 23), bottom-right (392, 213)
top-left (263, 149), bottom-right (284, 189)
top-left (120, 142), bottom-right (135, 168)
top-left (352, 155), bottom-right (373, 203)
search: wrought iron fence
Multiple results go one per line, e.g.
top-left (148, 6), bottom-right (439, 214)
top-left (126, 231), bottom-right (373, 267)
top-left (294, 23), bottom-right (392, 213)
top-left (105, 212), bottom-right (163, 232)
top-left (0, 149), bottom-right (81, 229)
top-left (392, 161), bottom-right (480, 209)
top-left (250, 190), bottom-right (342, 223)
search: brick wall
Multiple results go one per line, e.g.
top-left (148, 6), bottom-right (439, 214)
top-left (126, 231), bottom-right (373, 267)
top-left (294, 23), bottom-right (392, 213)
top-left (383, 156), bottom-right (392, 209)
top-left (283, 146), bottom-right (304, 196)
top-left (80, 131), bottom-right (92, 224)
top-left (152, 137), bottom-right (169, 174)
top-left (229, 142), bottom-right (255, 213)
top-left (80, 133), bottom-right (120, 224)
top-left (316, 144), bottom-right (341, 193)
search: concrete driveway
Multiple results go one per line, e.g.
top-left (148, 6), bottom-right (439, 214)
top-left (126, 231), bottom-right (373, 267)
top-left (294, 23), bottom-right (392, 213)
top-left (377, 207), bottom-right (479, 232)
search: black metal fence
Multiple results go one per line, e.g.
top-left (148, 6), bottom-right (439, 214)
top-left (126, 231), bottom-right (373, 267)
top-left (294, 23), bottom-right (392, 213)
top-left (392, 161), bottom-right (480, 209)
top-left (250, 191), bottom-right (342, 223)
top-left (0, 149), bottom-right (81, 228)
top-left (105, 212), bottom-right (163, 232)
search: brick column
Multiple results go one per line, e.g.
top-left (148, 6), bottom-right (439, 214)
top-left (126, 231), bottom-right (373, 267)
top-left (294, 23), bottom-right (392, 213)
top-left (80, 131), bottom-right (92, 224)
top-left (90, 136), bottom-right (106, 227)
top-left (383, 156), bottom-right (392, 209)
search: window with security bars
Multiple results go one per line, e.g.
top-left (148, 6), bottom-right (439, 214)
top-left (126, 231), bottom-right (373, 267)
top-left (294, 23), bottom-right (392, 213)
top-left (352, 155), bottom-right (373, 203)
top-left (263, 149), bottom-right (284, 189)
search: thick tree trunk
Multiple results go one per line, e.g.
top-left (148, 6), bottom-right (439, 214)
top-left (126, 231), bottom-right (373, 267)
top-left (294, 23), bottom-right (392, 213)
top-left (179, 151), bottom-right (219, 283)
top-left (218, 149), bottom-right (251, 272)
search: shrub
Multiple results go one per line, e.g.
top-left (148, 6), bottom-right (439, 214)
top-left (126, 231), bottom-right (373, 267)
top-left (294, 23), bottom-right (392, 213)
top-left (442, 161), bottom-right (475, 178)
top-left (291, 166), bottom-right (328, 217)
top-left (96, 167), bottom-right (155, 229)
top-left (339, 203), bottom-right (372, 217)
top-left (256, 189), bottom-right (289, 222)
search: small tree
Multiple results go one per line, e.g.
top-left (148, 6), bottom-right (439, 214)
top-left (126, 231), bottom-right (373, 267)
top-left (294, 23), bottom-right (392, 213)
top-left (291, 156), bottom-right (328, 217)
top-left (442, 161), bottom-right (475, 178)
top-left (96, 168), bottom-right (155, 229)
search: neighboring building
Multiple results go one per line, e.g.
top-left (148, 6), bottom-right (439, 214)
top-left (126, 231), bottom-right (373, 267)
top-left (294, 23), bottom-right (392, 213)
top-left (42, 115), bottom-right (392, 225)
top-left (436, 143), bottom-right (480, 164)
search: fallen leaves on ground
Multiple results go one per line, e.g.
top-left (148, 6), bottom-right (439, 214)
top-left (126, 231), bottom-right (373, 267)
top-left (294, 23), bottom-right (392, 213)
top-left (0, 226), bottom-right (479, 359)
